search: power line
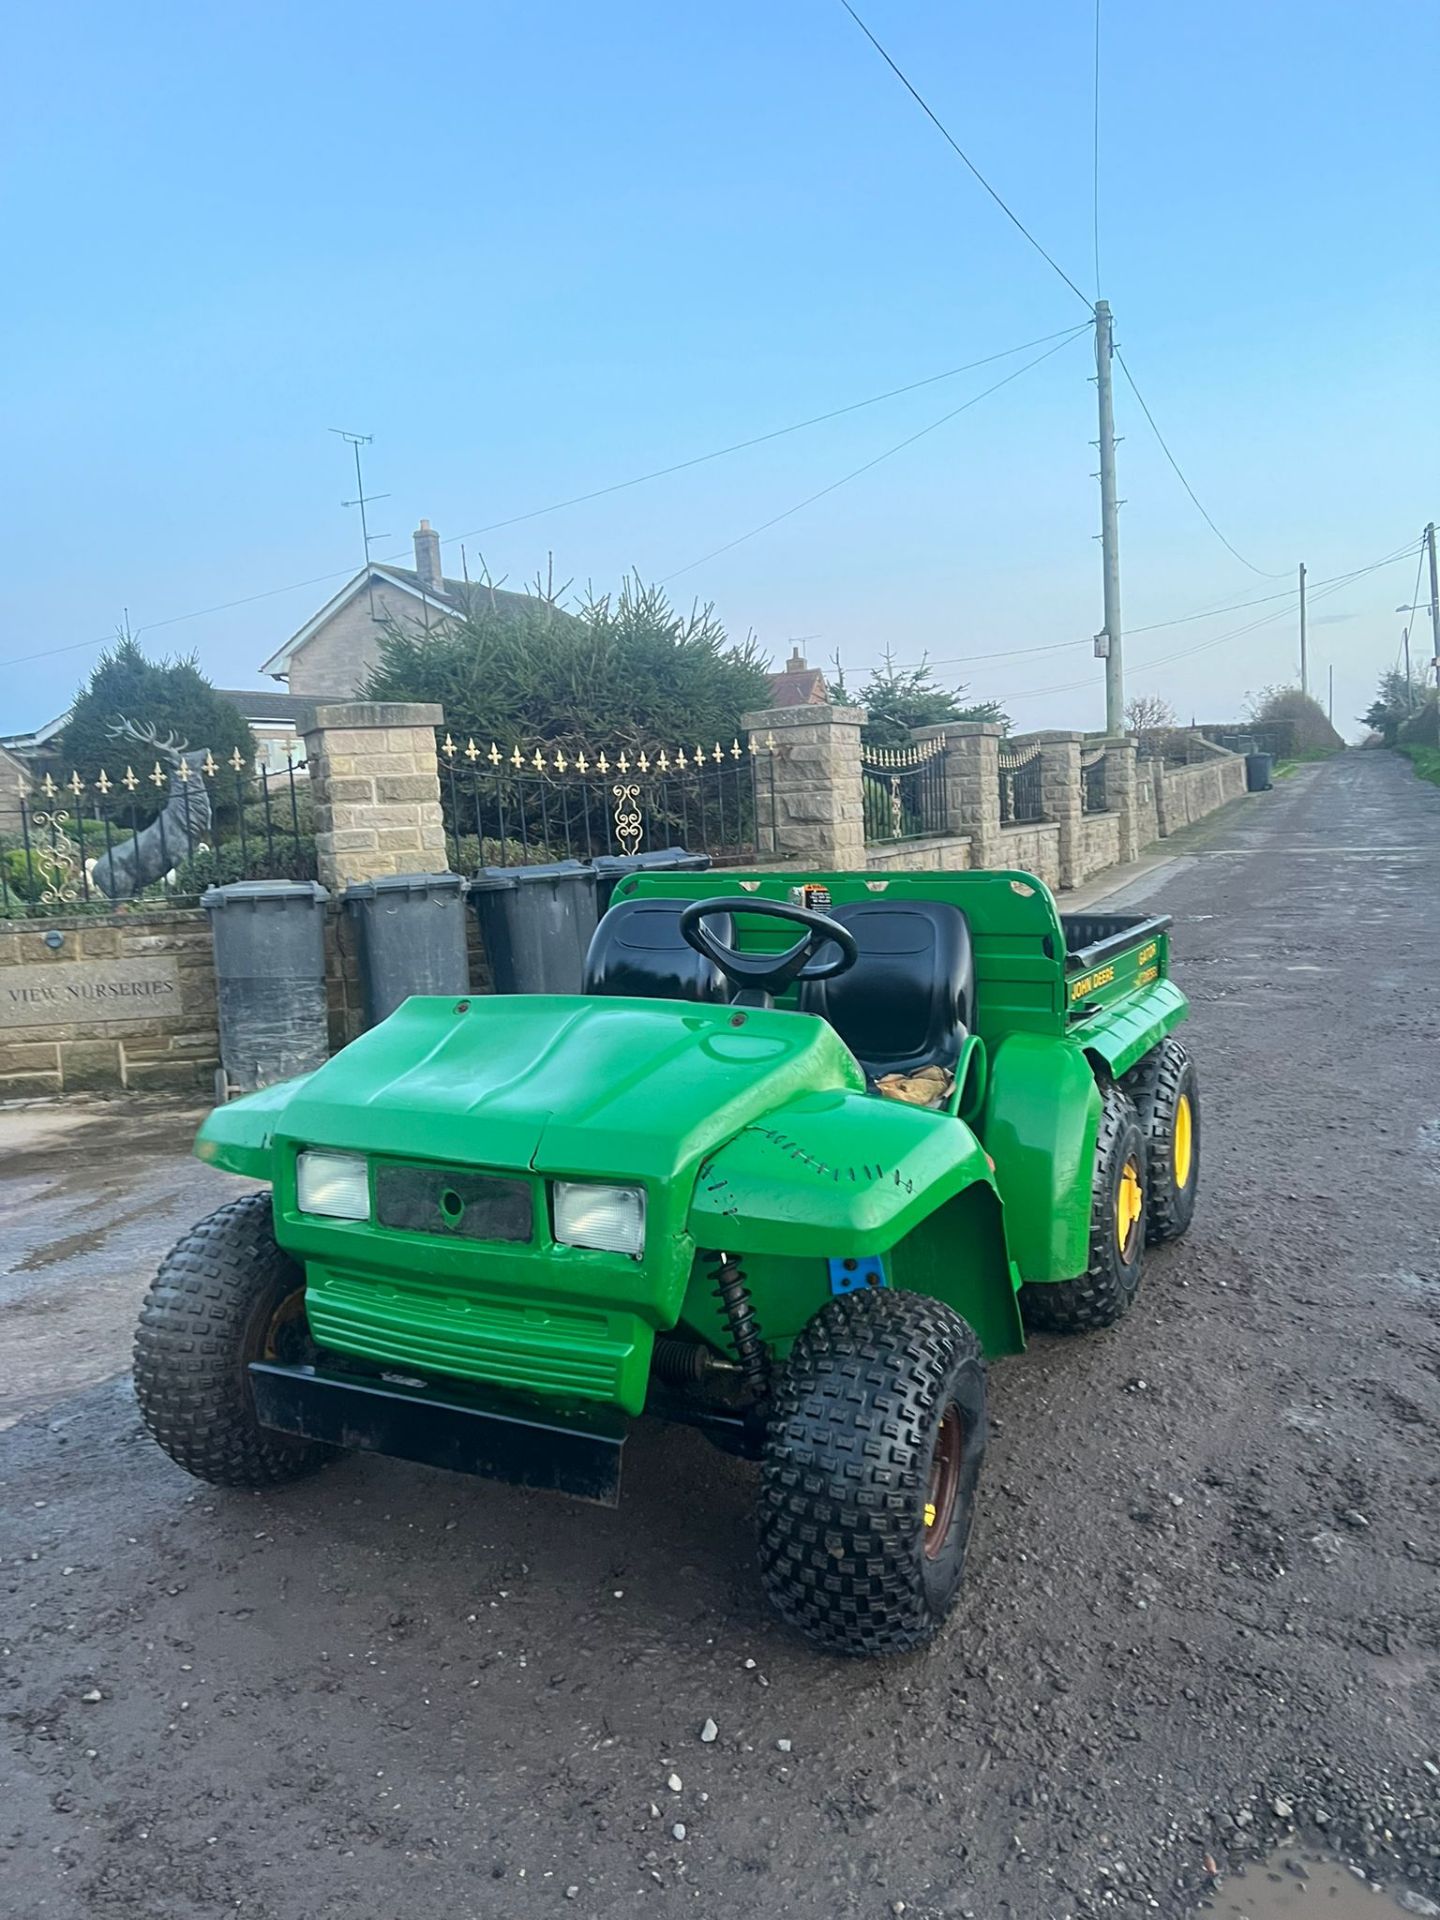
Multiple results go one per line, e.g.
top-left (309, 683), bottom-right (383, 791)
top-left (660, 328), bottom-right (1090, 583)
top-left (440, 324), bottom-right (1091, 548)
top-left (1113, 347), bottom-right (1287, 579)
top-left (1092, 0), bottom-right (1103, 301)
top-left (987, 539), bottom-right (1421, 703)
top-left (0, 325), bottom-right (1089, 675)
top-left (1123, 540), bottom-right (1423, 636)
top-left (836, 0), bottom-right (1094, 312)
top-left (879, 542), bottom-right (1425, 677)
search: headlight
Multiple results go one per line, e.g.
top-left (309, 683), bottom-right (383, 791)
top-left (296, 1150), bottom-right (370, 1220)
top-left (552, 1182), bottom-right (646, 1258)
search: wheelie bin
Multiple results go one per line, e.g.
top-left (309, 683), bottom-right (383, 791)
top-left (203, 879), bottom-right (330, 1095)
top-left (468, 860), bottom-right (598, 993)
top-left (344, 872), bottom-right (470, 1027)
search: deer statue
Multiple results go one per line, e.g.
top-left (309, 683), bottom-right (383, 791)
top-left (90, 718), bottom-right (215, 900)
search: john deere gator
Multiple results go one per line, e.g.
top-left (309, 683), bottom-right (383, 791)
top-left (135, 868), bottom-right (1199, 1655)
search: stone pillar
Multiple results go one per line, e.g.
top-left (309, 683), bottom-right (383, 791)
top-left (742, 702), bottom-right (866, 868)
top-left (918, 722), bottom-right (1003, 869)
top-left (1029, 731), bottom-right (1083, 888)
top-left (302, 701), bottom-right (449, 890)
top-left (1101, 735), bottom-right (1140, 863)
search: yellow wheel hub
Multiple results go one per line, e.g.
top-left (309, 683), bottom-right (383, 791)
top-left (263, 1290), bottom-right (307, 1362)
top-left (1116, 1158), bottom-right (1143, 1257)
top-left (1173, 1093), bottom-right (1194, 1190)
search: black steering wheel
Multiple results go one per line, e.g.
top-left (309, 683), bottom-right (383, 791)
top-left (679, 896), bottom-right (859, 1004)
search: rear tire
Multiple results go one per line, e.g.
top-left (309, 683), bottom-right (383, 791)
top-left (1126, 1038), bottom-right (1200, 1243)
top-left (1018, 1081), bottom-right (1147, 1334)
top-left (134, 1191), bottom-right (336, 1488)
top-left (757, 1289), bottom-right (987, 1657)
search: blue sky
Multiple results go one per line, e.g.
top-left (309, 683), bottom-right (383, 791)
top-left (4, 0), bottom-right (1436, 739)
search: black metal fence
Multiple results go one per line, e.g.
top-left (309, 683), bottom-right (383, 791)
top-left (2, 753), bottom-right (312, 918)
top-left (998, 742), bottom-right (1045, 826)
top-left (438, 735), bottom-right (775, 868)
top-left (860, 739), bottom-right (949, 844)
top-left (1081, 747), bottom-right (1109, 814)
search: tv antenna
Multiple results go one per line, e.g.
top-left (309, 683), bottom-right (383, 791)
top-left (330, 428), bottom-right (390, 619)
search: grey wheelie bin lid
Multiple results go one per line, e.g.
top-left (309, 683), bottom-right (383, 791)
top-left (591, 846), bottom-right (712, 911)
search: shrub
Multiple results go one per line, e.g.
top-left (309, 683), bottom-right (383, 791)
top-left (366, 574), bottom-right (773, 752)
top-left (170, 836), bottom-right (317, 895)
top-left (1243, 686), bottom-right (1344, 753)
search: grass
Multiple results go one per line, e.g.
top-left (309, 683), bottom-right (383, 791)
top-left (1398, 743), bottom-right (1440, 787)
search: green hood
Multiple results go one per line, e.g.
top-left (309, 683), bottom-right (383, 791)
top-left (203, 994), bottom-right (866, 1188)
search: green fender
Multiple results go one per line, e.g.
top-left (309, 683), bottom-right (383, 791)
top-left (1071, 978), bottom-right (1189, 1080)
top-left (982, 1032), bottom-right (1101, 1284)
top-left (194, 1075), bottom-right (314, 1179)
top-left (685, 1088), bottom-right (1024, 1359)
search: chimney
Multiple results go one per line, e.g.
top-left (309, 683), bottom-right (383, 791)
top-left (786, 646), bottom-right (807, 672)
top-left (413, 519), bottom-right (443, 595)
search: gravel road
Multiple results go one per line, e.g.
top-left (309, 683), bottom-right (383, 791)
top-left (3, 749), bottom-right (1439, 1920)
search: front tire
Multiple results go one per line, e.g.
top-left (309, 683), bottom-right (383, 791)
top-left (134, 1191), bottom-right (335, 1487)
top-left (1126, 1038), bottom-right (1200, 1243)
top-left (757, 1289), bottom-right (988, 1657)
top-left (1018, 1081), bottom-right (1147, 1334)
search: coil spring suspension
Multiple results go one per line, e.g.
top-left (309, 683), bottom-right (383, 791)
top-left (707, 1249), bottom-right (768, 1394)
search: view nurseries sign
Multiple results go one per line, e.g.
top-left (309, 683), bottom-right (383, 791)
top-left (3, 958), bottom-right (181, 1029)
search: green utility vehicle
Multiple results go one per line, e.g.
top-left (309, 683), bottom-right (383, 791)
top-left (135, 868), bottom-right (1199, 1655)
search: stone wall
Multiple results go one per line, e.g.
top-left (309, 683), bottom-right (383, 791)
top-left (1080, 812), bottom-right (1121, 876)
top-left (995, 823), bottom-right (1062, 890)
top-left (1133, 763), bottom-right (1160, 850)
top-left (303, 701), bottom-right (449, 888)
top-left (0, 911), bottom-right (220, 1097)
top-left (1156, 755), bottom-right (1247, 833)
top-left (743, 703), bottom-right (867, 867)
top-left (865, 832), bottom-right (972, 873)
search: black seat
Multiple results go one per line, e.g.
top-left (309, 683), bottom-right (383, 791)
top-left (582, 898), bottom-right (734, 1004)
top-left (797, 900), bottom-right (974, 1081)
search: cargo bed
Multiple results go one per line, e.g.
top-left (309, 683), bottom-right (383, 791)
top-left (1060, 910), bottom-right (1172, 974)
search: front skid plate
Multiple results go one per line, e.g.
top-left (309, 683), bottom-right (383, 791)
top-left (248, 1362), bottom-right (625, 1507)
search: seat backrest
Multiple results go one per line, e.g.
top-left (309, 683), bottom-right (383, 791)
top-left (798, 899), bottom-right (973, 1080)
top-left (582, 898), bottom-right (734, 1004)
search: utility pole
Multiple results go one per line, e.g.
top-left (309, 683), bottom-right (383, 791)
top-left (1094, 300), bottom-right (1124, 735)
top-left (1298, 562), bottom-right (1308, 697)
top-left (1427, 522), bottom-right (1440, 682)
top-left (1403, 627), bottom-right (1413, 707)
top-left (1328, 662), bottom-right (1334, 725)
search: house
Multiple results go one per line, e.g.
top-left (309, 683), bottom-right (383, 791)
top-left (0, 742), bottom-right (30, 834)
top-left (0, 712), bottom-right (69, 832)
top-left (211, 689), bottom-right (316, 773)
top-left (3, 694), bottom-right (308, 782)
top-left (259, 520), bottom-right (547, 700)
top-left (767, 647), bottom-right (829, 708)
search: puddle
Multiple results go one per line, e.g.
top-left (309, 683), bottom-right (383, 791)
top-left (1202, 1850), bottom-right (1428, 1916)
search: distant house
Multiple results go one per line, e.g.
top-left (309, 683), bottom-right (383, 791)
top-left (0, 713), bottom-right (68, 833)
top-left (2, 694), bottom-right (307, 781)
top-left (767, 647), bottom-right (829, 708)
top-left (212, 689), bottom-right (315, 773)
top-left (0, 742), bottom-right (30, 834)
top-left (259, 519), bottom-right (547, 700)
